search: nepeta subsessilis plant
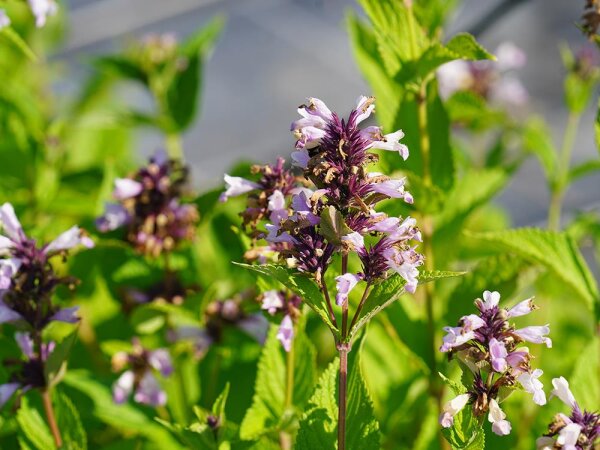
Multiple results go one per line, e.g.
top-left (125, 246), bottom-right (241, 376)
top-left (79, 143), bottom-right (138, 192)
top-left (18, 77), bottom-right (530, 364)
top-left (224, 95), bottom-right (423, 449)
top-left (0, 202), bottom-right (93, 447)
top-left (440, 290), bottom-right (551, 440)
top-left (537, 377), bottom-right (599, 450)
top-left (96, 149), bottom-right (199, 258)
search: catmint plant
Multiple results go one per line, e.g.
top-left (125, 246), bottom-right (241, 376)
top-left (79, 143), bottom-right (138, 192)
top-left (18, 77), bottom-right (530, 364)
top-left (111, 339), bottom-right (173, 407)
top-left (439, 290), bottom-right (551, 440)
top-left (537, 377), bottom-right (599, 450)
top-left (224, 95), bottom-right (422, 449)
top-left (0, 202), bottom-right (92, 447)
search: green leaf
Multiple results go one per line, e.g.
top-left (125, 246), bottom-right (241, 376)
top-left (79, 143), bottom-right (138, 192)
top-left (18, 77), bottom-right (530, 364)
top-left (45, 329), bottom-right (78, 388)
top-left (438, 372), bottom-right (467, 395)
top-left (357, 0), bottom-right (428, 76)
top-left (468, 228), bottom-right (600, 318)
top-left (349, 271), bottom-right (465, 340)
top-left (564, 72), bottom-right (598, 114)
top-left (92, 56), bottom-right (148, 85)
top-left (295, 334), bottom-right (380, 449)
top-left (319, 206), bottom-right (352, 245)
top-left (0, 27), bottom-right (38, 62)
top-left (522, 117), bottom-right (557, 182)
top-left (55, 390), bottom-right (87, 450)
top-left (570, 336), bottom-right (599, 411)
top-left (445, 33), bottom-right (495, 61)
top-left (567, 159), bottom-right (600, 182)
top-left (444, 91), bottom-right (506, 130)
top-left (16, 396), bottom-right (56, 450)
top-left (180, 15), bottom-right (225, 58)
top-left (240, 315), bottom-right (317, 440)
top-left (434, 167), bottom-right (510, 246)
top-left (234, 263), bottom-right (339, 338)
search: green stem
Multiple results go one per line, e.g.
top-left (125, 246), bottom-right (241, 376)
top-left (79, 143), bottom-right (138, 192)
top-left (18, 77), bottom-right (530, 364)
top-left (337, 342), bottom-right (349, 450)
top-left (165, 133), bottom-right (184, 161)
top-left (348, 284), bottom-right (372, 334)
top-left (42, 389), bottom-right (62, 448)
top-left (548, 112), bottom-right (581, 231)
top-left (322, 282), bottom-right (338, 329)
top-left (284, 330), bottom-right (295, 410)
top-left (417, 81), bottom-right (449, 450)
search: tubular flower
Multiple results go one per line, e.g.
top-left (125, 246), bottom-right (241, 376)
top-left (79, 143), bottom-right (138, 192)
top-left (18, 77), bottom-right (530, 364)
top-left (0, 203), bottom-right (92, 331)
top-left (96, 150), bottom-right (199, 257)
top-left (258, 289), bottom-right (302, 351)
top-left (535, 377), bottom-right (599, 450)
top-left (439, 290), bottom-right (551, 436)
top-left (111, 340), bottom-right (173, 407)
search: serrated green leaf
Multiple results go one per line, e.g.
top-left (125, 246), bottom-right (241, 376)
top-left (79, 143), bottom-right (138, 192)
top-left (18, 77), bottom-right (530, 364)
top-left (16, 396), bottom-right (56, 450)
top-left (240, 315), bottom-right (317, 441)
top-left (349, 270), bottom-right (465, 340)
top-left (357, 0), bottom-right (428, 76)
top-left (439, 372), bottom-right (467, 395)
top-left (570, 336), bottom-right (599, 411)
top-left (45, 329), bottom-right (78, 388)
top-left (55, 390), bottom-right (87, 450)
top-left (441, 395), bottom-right (484, 450)
top-left (444, 90), bottom-right (506, 130)
top-left (212, 383), bottom-right (230, 423)
top-left (234, 263), bottom-right (339, 338)
top-left (295, 334), bottom-right (380, 449)
top-left (468, 228), bottom-right (600, 318)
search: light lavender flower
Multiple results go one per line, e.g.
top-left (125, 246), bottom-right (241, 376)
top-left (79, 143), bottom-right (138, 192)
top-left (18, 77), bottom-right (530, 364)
top-left (0, 9), bottom-right (11, 29)
top-left (28, 0), bottom-right (58, 28)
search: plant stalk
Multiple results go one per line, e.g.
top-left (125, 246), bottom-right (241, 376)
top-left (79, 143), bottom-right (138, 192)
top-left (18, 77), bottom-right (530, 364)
top-left (417, 81), bottom-right (449, 450)
top-left (548, 112), bottom-right (580, 231)
top-left (165, 133), bottom-right (184, 161)
top-left (41, 389), bottom-right (62, 448)
top-left (337, 342), bottom-right (349, 450)
top-left (284, 331), bottom-right (295, 410)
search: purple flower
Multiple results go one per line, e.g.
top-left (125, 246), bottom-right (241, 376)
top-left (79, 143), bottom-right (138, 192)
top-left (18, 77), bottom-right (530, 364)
top-left (439, 393), bottom-right (470, 428)
top-left (383, 246), bottom-right (422, 293)
top-left (0, 333), bottom-right (56, 408)
top-left (513, 325), bottom-right (552, 348)
top-left (261, 290), bottom-right (284, 315)
top-left (220, 175), bottom-right (260, 202)
top-left (96, 203), bottom-right (130, 232)
top-left (28, 0), bottom-right (58, 28)
top-left (550, 377), bottom-right (577, 409)
top-left (369, 130), bottom-right (409, 160)
top-left (488, 399), bottom-right (512, 436)
top-left (335, 273), bottom-right (361, 306)
top-left (0, 9), bottom-right (11, 29)
top-left (506, 297), bottom-right (536, 318)
top-left (97, 152), bottom-right (199, 256)
top-left (489, 338), bottom-right (508, 372)
top-left (0, 203), bottom-right (91, 331)
top-left (113, 178), bottom-right (143, 200)
top-left (111, 341), bottom-right (172, 407)
top-left (517, 369), bottom-right (546, 406)
top-left (276, 314), bottom-right (294, 352)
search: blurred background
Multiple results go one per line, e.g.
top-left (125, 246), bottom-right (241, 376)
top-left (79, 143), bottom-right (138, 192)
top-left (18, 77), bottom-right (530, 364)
top-left (56, 0), bottom-right (600, 229)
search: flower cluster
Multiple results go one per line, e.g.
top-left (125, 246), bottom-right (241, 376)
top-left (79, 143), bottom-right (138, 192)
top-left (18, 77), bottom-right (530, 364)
top-left (437, 42), bottom-right (528, 107)
top-left (111, 339), bottom-right (173, 407)
top-left (0, 203), bottom-right (92, 330)
top-left (439, 290), bottom-right (552, 436)
top-left (222, 96), bottom-right (423, 298)
top-left (259, 289), bottom-right (302, 351)
top-left (537, 377), bottom-right (599, 450)
top-left (0, 333), bottom-right (55, 408)
top-left (96, 150), bottom-right (199, 257)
